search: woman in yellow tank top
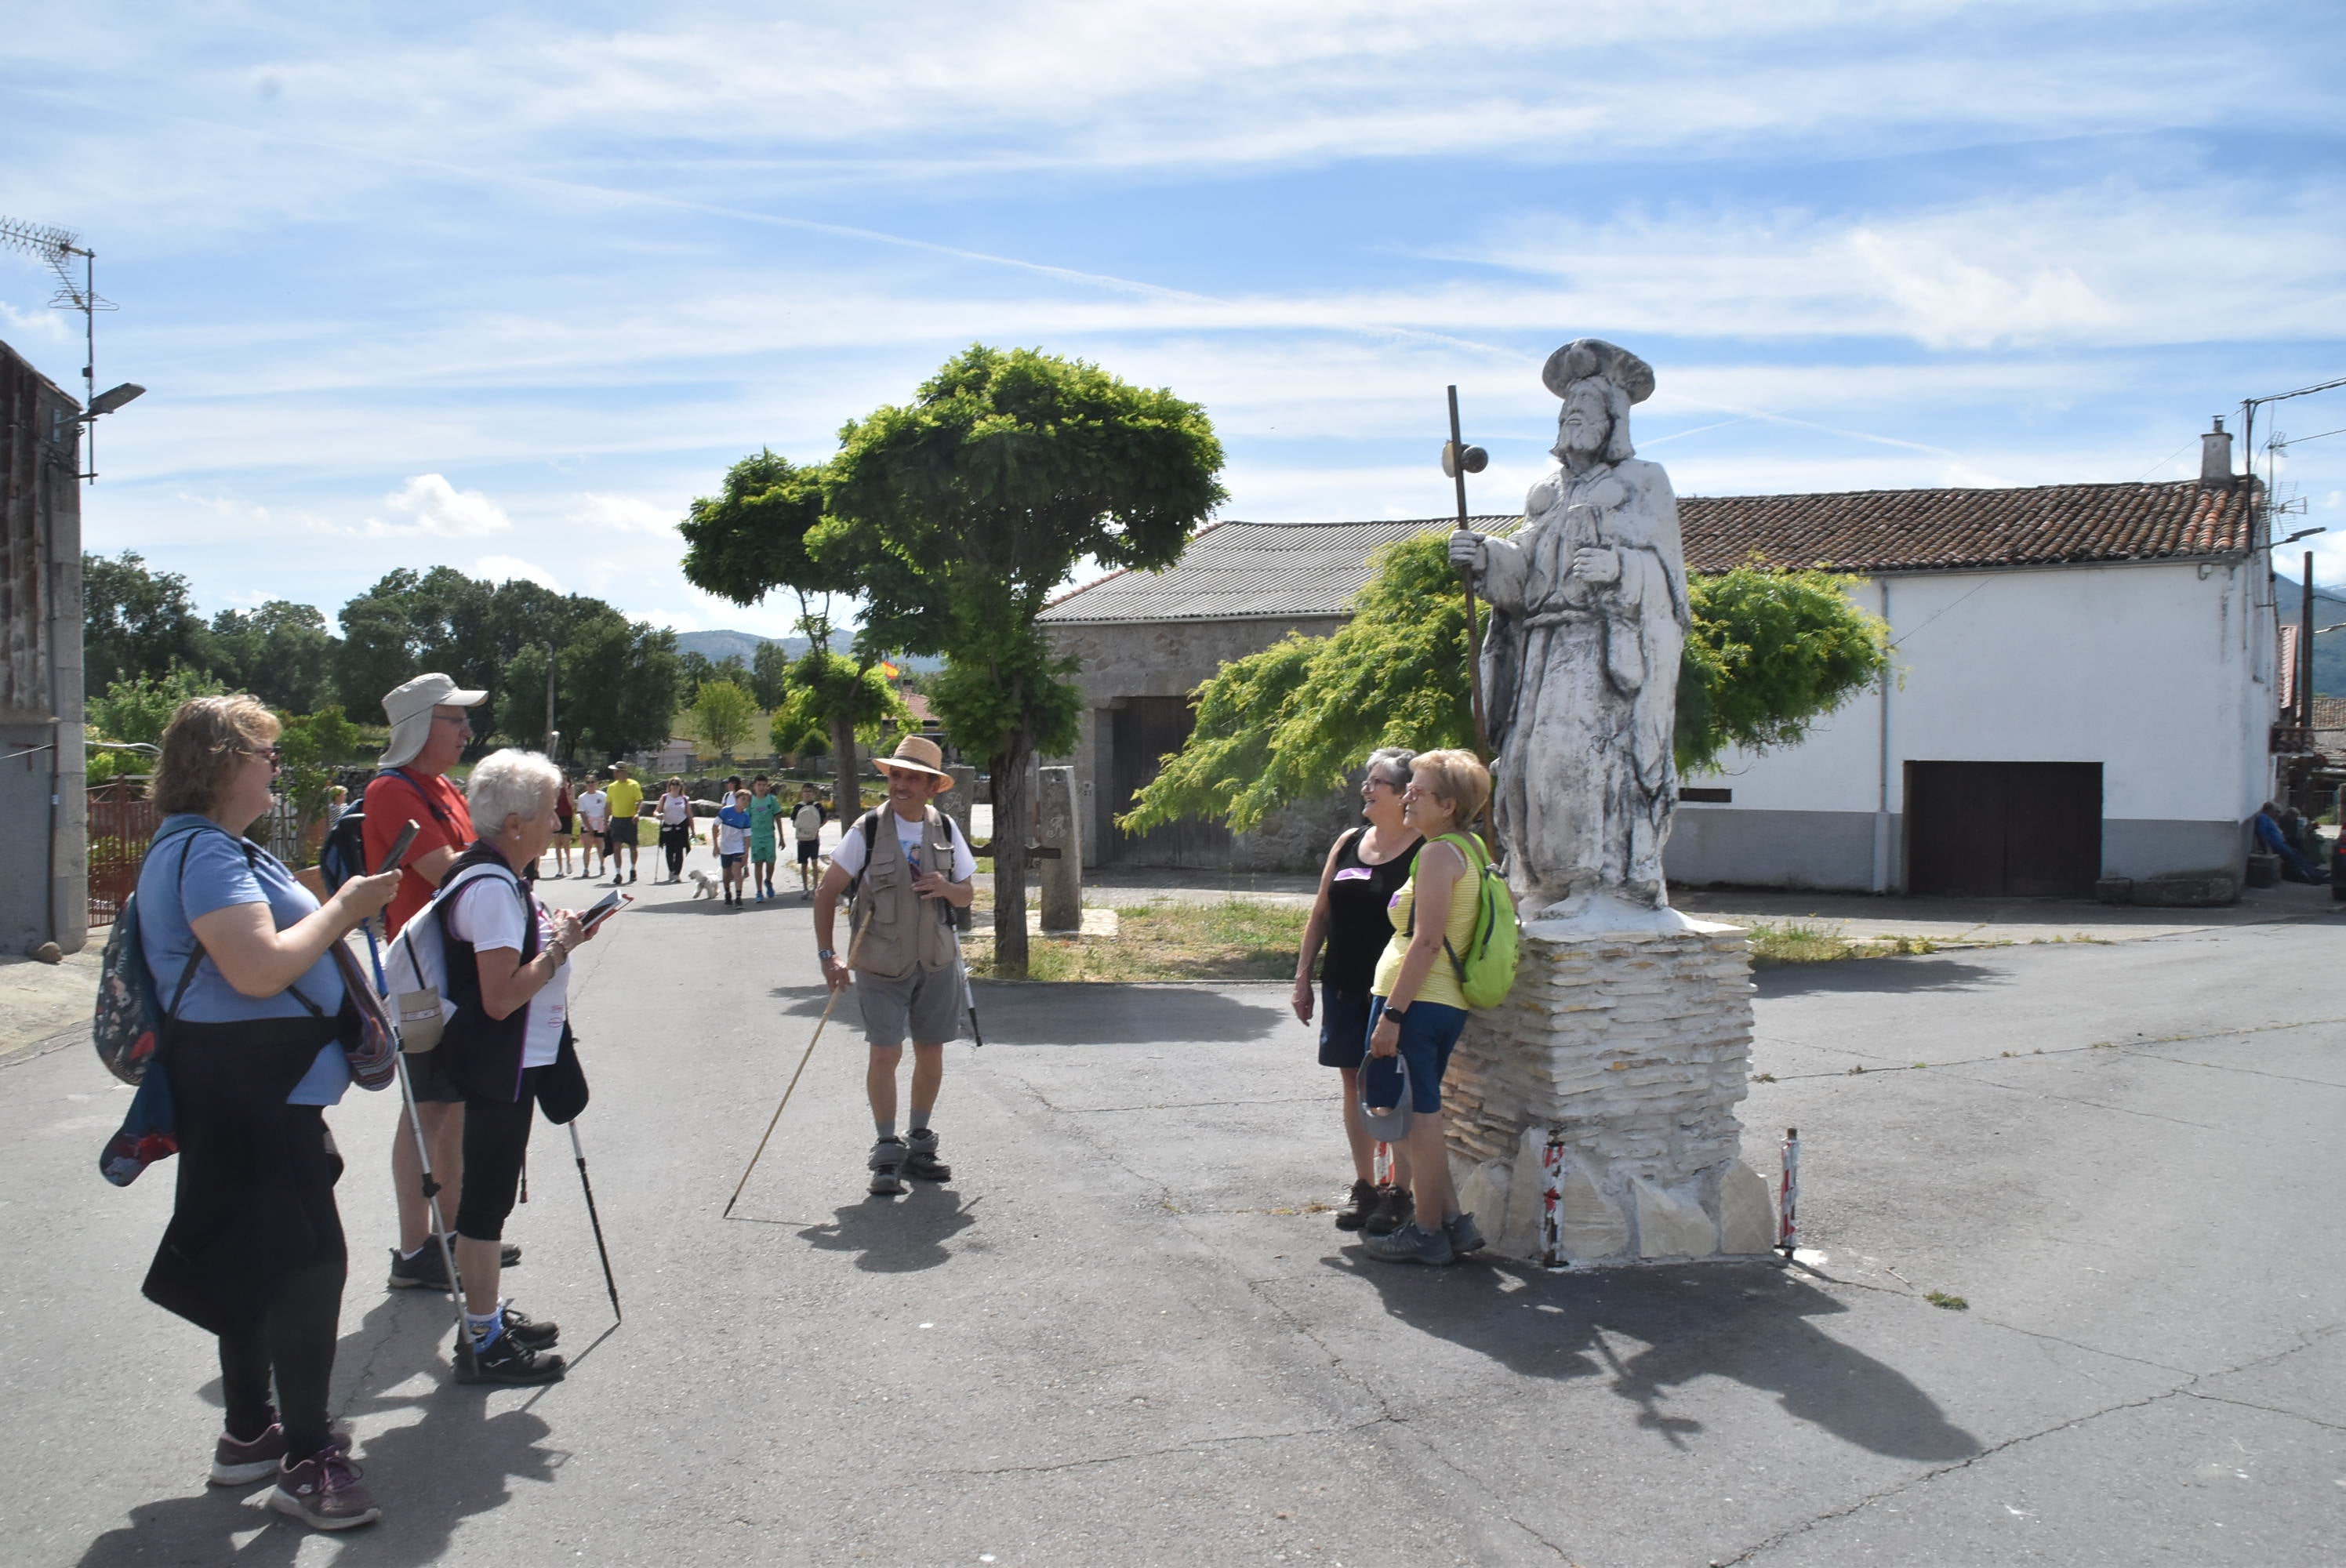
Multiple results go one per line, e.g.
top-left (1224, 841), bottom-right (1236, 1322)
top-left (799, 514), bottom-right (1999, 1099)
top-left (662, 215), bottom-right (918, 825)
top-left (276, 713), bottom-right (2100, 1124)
top-left (1360, 748), bottom-right (1492, 1268)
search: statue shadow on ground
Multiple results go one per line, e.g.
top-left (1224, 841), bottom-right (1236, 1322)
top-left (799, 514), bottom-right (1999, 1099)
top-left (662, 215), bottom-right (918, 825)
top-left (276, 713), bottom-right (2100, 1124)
top-left (789, 1184), bottom-right (981, 1273)
top-left (1751, 955), bottom-right (2007, 1000)
top-left (964, 984), bottom-right (1287, 1047)
top-left (77, 1293), bottom-right (565, 1568)
top-left (1327, 1253), bottom-right (1978, 1463)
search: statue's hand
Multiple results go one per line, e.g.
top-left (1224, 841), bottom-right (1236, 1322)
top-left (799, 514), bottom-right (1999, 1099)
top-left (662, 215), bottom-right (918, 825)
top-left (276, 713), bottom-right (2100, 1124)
top-left (1571, 545), bottom-right (1622, 585)
top-left (1447, 529), bottom-right (1486, 577)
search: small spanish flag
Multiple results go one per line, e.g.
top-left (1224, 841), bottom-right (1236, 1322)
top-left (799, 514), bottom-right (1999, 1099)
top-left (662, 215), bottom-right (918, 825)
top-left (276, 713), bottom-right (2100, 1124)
top-left (878, 660), bottom-right (900, 680)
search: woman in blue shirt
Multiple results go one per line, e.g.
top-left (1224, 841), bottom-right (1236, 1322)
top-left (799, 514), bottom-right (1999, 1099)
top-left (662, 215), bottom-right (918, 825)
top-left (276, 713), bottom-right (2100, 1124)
top-left (135, 695), bottom-right (399, 1531)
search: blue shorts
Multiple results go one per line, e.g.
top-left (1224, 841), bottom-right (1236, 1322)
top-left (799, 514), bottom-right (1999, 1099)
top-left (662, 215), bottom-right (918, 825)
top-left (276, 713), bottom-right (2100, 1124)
top-left (1318, 986), bottom-right (1375, 1069)
top-left (1361, 996), bottom-right (1469, 1114)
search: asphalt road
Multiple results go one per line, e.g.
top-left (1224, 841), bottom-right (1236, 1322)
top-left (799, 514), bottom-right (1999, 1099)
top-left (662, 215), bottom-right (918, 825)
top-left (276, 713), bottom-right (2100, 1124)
top-left (2, 869), bottom-right (2340, 1566)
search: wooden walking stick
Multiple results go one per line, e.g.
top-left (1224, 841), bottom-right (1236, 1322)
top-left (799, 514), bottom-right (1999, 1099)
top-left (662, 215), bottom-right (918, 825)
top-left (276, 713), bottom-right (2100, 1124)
top-left (724, 919), bottom-right (868, 1218)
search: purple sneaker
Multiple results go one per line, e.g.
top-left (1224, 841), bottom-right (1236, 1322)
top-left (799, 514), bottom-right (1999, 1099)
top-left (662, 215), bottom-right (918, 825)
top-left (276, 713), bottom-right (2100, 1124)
top-left (268, 1444), bottom-right (381, 1530)
top-left (210, 1424), bottom-right (349, 1487)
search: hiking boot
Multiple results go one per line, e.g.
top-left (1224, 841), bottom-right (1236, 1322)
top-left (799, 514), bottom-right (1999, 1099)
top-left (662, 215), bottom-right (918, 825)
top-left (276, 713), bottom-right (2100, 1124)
top-left (1444, 1212), bottom-right (1487, 1256)
top-left (1363, 1220), bottom-right (1455, 1266)
top-left (386, 1243), bottom-right (454, 1292)
top-left (452, 1323), bottom-right (568, 1385)
top-left (267, 1444), bottom-right (380, 1530)
top-left (1362, 1185), bottom-right (1414, 1237)
top-left (1334, 1178), bottom-right (1378, 1231)
top-left (903, 1129), bottom-right (951, 1182)
top-left (500, 1305), bottom-right (560, 1349)
top-left (209, 1425), bottom-right (349, 1486)
top-left (868, 1137), bottom-right (909, 1196)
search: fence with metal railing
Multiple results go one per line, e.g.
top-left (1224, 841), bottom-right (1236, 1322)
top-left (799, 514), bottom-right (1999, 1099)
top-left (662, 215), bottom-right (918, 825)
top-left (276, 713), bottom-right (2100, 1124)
top-left (86, 785), bottom-right (314, 929)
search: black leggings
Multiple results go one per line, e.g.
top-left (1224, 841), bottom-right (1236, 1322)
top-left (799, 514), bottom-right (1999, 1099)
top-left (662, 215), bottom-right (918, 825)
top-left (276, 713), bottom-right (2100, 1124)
top-left (455, 1072), bottom-right (540, 1242)
top-left (216, 1105), bottom-right (345, 1459)
top-left (660, 822), bottom-right (691, 877)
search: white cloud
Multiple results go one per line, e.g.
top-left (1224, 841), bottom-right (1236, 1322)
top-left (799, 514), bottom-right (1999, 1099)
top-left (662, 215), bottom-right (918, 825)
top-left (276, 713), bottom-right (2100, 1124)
top-left (380, 474), bottom-right (511, 536)
top-left (0, 299), bottom-right (72, 341)
top-left (573, 493), bottom-right (681, 535)
top-left (474, 554), bottom-right (562, 591)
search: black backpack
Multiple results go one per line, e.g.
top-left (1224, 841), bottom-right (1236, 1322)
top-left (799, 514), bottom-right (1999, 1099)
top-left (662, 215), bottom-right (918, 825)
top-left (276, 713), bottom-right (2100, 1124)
top-left (320, 768), bottom-right (463, 893)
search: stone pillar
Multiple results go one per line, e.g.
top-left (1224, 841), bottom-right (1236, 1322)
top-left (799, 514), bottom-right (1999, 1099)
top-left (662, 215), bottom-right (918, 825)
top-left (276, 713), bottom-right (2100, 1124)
top-left (942, 764), bottom-right (979, 848)
top-left (1443, 917), bottom-right (1776, 1265)
top-left (1036, 765), bottom-right (1082, 933)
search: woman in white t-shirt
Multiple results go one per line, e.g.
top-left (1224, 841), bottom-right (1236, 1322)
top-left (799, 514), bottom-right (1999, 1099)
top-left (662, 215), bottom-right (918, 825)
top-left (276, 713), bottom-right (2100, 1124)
top-left (432, 750), bottom-right (601, 1385)
top-left (575, 782), bottom-right (609, 879)
top-left (655, 777), bottom-right (696, 883)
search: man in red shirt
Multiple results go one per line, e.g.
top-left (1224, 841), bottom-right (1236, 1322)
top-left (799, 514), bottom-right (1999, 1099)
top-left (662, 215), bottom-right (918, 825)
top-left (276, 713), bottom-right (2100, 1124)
top-left (365, 673), bottom-right (500, 1292)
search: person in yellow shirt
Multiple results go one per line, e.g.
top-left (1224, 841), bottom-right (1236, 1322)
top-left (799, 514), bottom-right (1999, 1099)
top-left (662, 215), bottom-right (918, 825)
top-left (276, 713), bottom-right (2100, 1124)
top-left (1358, 748), bottom-right (1491, 1268)
top-left (601, 764), bottom-right (645, 884)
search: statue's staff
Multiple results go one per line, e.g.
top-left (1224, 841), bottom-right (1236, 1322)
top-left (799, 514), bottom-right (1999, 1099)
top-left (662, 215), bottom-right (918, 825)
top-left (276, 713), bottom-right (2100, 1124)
top-left (1442, 384), bottom-right (1492, 766)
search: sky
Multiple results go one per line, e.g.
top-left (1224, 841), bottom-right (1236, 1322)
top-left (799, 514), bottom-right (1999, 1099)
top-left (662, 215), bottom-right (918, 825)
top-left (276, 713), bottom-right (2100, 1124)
top-left (4, 1), bottom-right (2343, 641)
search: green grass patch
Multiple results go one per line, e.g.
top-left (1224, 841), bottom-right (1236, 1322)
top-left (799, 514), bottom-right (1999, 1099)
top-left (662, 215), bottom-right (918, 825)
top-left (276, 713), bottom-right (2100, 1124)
top-left (1925, 1290), bottom-right (1969, 1310)
top-left (1745, 919), bottom-right (1944, 965)
top-left (964, 896), bottom-right (1309, 982)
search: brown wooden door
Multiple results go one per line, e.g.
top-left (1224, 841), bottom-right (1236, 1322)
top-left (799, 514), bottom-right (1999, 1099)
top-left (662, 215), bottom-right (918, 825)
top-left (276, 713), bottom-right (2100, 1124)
top-left (1905, 761), bottom-right (2101, 898)
top-left (1109, 697), bottom-right (1233, 866)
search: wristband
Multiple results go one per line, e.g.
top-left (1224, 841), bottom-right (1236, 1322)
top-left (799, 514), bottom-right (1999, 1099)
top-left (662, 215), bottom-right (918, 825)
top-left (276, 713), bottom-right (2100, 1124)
top-left (818, 948), bottom-right (837, 961)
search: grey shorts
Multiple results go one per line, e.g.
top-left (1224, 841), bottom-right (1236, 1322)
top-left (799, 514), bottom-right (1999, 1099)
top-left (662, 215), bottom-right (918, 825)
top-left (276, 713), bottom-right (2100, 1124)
top-left (854, 960), bottom-right (966, 1047)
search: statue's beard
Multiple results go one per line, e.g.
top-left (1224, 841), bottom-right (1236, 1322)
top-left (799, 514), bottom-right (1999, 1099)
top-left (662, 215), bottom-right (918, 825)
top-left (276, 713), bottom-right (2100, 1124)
top-left (1552, 426), bottom-right (1607, 464)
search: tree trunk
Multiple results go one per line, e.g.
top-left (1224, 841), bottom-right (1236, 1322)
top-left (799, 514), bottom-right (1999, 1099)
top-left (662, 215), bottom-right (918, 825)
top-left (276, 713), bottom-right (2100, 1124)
top-left (990, 728), bottom-right (1034, 976)
top-left (830, 712), bottom-right (859, 824)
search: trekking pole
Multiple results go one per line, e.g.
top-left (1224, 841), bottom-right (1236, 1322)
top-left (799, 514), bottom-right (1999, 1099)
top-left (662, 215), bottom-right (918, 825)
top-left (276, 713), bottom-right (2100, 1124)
top-left (567, 1120), bottom-right (622, 1321)
top-left (949, 914), bottom-right (985, 1050)
top-left (723, 920), bottom-right (868, 1218)
top-left (395, 1047), bottom-right (479, 1364)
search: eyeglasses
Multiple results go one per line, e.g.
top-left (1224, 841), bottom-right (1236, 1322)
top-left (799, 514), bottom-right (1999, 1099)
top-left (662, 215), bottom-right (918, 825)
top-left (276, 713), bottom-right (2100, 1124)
top-left (243, 746), bottom-right (282, 770)
top-left (432, 713), bottom-right (471, 728)
top-left (1364, 775), bottom-right (1401, 791)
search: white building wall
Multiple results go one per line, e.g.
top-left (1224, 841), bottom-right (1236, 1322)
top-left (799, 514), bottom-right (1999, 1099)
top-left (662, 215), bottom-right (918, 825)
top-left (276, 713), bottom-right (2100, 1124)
top-left (1666, 557), bottom-right (2271, 893)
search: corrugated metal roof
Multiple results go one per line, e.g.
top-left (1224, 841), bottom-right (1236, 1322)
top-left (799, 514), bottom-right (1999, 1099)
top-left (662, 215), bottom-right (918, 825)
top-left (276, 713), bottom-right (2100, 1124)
top-left (1040, 517), bottom-right (1520, 625)
top-left (1039, 480), bottom-right (2261, 626)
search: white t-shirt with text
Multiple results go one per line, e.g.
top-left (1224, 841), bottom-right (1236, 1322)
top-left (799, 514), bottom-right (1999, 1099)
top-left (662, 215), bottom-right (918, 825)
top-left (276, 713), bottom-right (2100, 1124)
top-left (829, 810), bottom-right (977, 884)
top-left (578, 789), bottom-right (609, 830)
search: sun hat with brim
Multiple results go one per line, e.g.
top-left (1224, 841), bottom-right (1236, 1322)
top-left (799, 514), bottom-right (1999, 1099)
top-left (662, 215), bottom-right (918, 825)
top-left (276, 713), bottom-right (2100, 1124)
top-left (873, 735), bottom-right (953, 784)
top-left (1358, 1051), bottom-right (1413, 1141)
top-left (380, 672), bottom-right (487, 768)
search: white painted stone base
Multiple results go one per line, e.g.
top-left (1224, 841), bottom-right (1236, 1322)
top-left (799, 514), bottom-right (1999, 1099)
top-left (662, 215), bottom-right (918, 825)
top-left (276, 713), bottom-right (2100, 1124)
top-left (1443, 918), bottom-right (1777, 1266)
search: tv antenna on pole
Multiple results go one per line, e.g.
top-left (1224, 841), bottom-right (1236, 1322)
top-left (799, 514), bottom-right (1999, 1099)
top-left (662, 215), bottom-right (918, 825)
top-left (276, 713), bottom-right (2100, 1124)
top-left (0, 216), bottom-right (133, 480)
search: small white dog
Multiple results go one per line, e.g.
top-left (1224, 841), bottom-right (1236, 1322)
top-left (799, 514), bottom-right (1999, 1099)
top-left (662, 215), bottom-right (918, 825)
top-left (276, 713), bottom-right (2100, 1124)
top-left (687, 869), bottom-right (717, 900)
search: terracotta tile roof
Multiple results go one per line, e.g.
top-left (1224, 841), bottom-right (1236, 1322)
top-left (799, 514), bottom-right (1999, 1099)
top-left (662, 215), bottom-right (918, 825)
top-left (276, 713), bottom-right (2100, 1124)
top-left (1682, 479), bottom-right (2258, 575)
top-left (1038, 480), bottom-right (2261, 626)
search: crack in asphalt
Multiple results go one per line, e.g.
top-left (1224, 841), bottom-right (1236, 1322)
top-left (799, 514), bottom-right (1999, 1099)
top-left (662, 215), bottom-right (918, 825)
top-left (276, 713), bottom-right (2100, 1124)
top-left (1716, 1323), bottom-right (2346, 1564)
top-left (2115, 1048), bottom-right (2346, 1091)
top-left (1761, 1013), bottom-right (2346, 1084)
top-left (1936, 1071), bottom-right (2221, 1131)
top-left (2182, 1391), bottom-right (2346, 1432)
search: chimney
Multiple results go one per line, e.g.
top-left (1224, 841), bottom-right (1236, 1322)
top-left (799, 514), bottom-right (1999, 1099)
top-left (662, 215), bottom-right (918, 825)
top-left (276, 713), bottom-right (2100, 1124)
top-left (2199, 415), bottom-right (2234, 488)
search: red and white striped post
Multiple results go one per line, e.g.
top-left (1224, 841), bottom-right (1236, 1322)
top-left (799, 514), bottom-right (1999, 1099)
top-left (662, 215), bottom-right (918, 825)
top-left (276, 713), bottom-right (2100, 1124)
top-left (1777, 1127), bottom-right (1799, 1258)
top-left (1538, 1129), bottom-right (1568, 1269)
top-left (1372, 1141), bottom-right (1393, 1189)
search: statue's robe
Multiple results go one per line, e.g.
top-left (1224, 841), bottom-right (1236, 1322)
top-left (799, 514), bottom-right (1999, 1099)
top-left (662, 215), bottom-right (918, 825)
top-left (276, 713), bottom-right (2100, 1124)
top-left (1477, 456), bottom-right (1690, 913)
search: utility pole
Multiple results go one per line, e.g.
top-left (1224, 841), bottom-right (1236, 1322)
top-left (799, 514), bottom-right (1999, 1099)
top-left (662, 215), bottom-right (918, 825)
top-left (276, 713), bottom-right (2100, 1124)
top-left (544, 641), bottom-right (558, 757)
top-left (2304, 553), bottom-right (2318, 731)
top-left (0, 217), bottom-right (116, 479)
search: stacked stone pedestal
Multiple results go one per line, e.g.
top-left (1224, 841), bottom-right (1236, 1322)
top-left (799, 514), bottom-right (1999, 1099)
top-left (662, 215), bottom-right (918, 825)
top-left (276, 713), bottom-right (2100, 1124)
top-left (1444, 917), bottom-right (1774, 1265)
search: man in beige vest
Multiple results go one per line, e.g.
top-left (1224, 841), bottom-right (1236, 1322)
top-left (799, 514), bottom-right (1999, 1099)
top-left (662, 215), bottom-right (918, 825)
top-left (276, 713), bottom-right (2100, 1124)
top-left (812, 737), bottom-right (977, 1196)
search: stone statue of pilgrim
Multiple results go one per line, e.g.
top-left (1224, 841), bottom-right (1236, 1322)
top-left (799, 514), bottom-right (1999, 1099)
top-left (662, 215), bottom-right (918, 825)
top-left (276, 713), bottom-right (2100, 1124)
top-left (1449, 339), bottom-right (1690, 924)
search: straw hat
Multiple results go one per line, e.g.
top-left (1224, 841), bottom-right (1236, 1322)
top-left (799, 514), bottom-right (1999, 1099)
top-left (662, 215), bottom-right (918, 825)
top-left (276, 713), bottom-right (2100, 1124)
top-left (874, 735), bottom-right (952, 784)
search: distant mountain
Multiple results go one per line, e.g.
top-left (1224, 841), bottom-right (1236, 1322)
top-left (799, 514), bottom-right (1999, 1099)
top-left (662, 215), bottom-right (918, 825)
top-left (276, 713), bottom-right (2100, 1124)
top-left (671, 627), bottom-right (936, 673)
top-left (2275, 574), bottom-right (2346, 697)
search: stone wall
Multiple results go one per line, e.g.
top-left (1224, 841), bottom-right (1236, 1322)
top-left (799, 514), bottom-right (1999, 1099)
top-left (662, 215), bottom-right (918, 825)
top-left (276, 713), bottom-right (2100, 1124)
top-left (1444, 921), bottom-right (1775, 1265)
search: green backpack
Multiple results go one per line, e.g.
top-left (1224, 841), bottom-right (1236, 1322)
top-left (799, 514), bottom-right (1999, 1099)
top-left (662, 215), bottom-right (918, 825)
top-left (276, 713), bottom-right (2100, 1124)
top-left (1405, 831), bottom-right (1521, 1008)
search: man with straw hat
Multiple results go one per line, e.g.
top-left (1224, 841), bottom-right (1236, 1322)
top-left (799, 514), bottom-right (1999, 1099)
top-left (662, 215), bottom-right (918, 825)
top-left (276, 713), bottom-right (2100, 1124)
top-left (811, 736), bottom-right (975, 1196)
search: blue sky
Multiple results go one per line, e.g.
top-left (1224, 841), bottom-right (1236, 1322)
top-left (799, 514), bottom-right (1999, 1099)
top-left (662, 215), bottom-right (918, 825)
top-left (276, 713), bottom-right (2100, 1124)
top-left (5, 1), bottom-right (2342, 639)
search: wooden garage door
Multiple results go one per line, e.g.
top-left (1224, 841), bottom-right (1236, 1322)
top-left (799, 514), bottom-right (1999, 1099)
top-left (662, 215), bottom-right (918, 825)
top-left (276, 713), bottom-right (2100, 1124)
top-left (1109, 697), bottom-right (1232, 866)
top-left (1905, 761), bottom-right (2102, 898)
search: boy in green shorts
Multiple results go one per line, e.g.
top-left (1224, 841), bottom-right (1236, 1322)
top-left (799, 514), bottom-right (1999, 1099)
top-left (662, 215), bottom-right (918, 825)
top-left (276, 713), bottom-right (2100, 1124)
top-left (747, 774), bottom-right (783, 902)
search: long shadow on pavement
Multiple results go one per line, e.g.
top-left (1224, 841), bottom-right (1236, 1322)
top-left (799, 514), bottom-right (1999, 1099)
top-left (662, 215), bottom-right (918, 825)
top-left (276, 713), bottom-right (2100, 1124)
top-left (1329, 1253), bottom-right (1979, 1462)
top-left (77, 1293), bottom-right (565, 1566)
top-left (791, 1184), bottom-right (979, 1272)
top-left (1752, 955), bottom-right (2008, 1000)
top-left (964, 984), bottom-right (1287, 1047)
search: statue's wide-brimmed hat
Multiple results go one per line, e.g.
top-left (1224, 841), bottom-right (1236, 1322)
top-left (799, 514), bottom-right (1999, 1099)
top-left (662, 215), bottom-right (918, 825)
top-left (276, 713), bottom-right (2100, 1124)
top-left (1542, 338), bottom-right (1655, 405)
top-left (875, 735), bottom-right (953, 784)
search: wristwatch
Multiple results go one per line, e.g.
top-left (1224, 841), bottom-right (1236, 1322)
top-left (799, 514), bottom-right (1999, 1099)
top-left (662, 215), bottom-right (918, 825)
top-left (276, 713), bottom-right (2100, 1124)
top-left (817, 948), bottom-right (837, 961)
top-left (1383, 1004), bottom-right (1408, 1020)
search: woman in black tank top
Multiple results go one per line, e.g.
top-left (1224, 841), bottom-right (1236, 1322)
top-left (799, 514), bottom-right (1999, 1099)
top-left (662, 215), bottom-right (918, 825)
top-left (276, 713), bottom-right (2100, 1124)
top-left (1293, 747), bottom-right (1422, 1233)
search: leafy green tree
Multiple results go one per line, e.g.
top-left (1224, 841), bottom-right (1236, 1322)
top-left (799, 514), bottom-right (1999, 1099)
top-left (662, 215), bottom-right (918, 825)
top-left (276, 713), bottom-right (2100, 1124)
top-left (500, 643), bottom-right (554, 750)
top-left (557, 612), bottom-right (684, 762)
top-left (693, 678), bottom-right (759, 760)
top-left (209, 601), bottom-right (337, 712)
top-left (750, 640), bottom-right (792, 710)
top-left (277, 704), bottom-right (361, 847)
top-left (821, 346), bottom-right (1225, 973)
top-left (1124, 534), bottom-right (1890, 835)
top-left (768, 652), bottom-right (909, 769)
top-left (82, 551), bottom-right (209, 691)
top-left (677, 651), bottom-right (716, 707)
top-left (89, 668), bottom-right (226, 750)
top-left (679, 448), bottom-right (888, 818)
